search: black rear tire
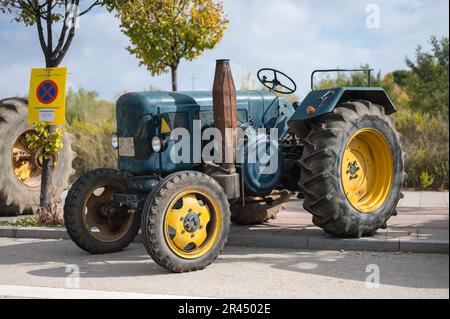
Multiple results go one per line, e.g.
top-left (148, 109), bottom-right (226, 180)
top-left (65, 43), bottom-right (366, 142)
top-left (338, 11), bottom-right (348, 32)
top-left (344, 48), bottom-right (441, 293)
top-left (297, 100), bottom-right (404, 238)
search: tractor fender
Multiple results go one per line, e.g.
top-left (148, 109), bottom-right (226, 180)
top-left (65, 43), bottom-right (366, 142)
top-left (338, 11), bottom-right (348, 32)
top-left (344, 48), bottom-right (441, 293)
top-left (288, 87), bottom-right (397, 124)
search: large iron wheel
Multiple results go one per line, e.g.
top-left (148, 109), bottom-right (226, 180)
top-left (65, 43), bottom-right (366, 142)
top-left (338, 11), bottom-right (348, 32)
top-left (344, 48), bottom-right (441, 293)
top-left (64, 169), bottom-right (140, 254)
top-left (0, 98), bottom-right (75, 215)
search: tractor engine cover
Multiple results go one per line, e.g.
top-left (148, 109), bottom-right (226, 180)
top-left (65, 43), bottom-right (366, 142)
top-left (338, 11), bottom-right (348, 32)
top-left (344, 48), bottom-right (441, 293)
top-left (239, 133), bottom-right (284, 196)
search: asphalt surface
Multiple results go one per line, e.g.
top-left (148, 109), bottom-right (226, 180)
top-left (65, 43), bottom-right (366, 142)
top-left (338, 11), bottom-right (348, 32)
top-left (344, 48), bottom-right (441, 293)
top-left (0, 238), bottom-right (448, 299)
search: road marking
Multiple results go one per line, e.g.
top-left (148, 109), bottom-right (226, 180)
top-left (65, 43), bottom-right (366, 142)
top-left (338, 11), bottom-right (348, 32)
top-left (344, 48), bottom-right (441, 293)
top-left (0, 284), bottom-right (204, 299)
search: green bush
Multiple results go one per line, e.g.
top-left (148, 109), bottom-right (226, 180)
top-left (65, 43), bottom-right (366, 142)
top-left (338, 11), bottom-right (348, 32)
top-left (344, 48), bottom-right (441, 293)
top-left (394, 108), bottom-right (449, 190)
top-left (65, 88), bottom-right (117, 182)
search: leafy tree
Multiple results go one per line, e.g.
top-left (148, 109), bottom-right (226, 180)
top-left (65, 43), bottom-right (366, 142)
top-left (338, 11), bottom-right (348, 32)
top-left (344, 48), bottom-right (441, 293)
top-left (0, 1), bottom-right (106, 67)
top-left (405, 36), bottom-right (449, 119)
top-left (0, 0), bottom-right (107, 213)
top-left (111, 0), bottom-right (228, 91)
top-left (392, 70), bottom-right (411, 88)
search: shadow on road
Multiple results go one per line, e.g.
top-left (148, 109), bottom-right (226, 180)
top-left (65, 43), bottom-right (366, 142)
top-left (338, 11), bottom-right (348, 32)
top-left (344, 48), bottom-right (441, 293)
top-left (0, 238), bottom-right (448, 290)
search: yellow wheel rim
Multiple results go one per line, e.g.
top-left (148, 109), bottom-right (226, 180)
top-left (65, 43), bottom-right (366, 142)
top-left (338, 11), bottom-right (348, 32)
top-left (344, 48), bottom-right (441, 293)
top-left (11, 129), bottom-right (43, 188)
top-left (341, 128), bottom-right (394, 213)
top-left (164, 189), bottom-right (222, 259)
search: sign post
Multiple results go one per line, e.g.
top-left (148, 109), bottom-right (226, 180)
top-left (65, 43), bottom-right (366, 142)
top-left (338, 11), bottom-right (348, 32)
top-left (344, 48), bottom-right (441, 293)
top-left (28, 67), bottom-right (67, 125)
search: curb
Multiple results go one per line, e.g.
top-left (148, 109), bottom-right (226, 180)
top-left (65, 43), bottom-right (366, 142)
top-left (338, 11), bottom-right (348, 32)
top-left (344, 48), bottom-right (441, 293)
top-left (0, 226), bottom-right (448, 254)
top-left (227, 233), bottom-right (449, 254)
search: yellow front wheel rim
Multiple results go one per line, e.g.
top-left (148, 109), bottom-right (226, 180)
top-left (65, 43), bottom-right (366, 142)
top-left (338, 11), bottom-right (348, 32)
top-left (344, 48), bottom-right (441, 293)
top-left (164, 189), bottom-right (222, 259)
top-left (341, 128), bottom-right (394, 213)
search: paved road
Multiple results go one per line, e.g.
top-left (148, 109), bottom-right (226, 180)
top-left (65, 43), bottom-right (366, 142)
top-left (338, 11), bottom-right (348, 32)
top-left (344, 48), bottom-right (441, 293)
top-left (0, 238), bottom-right (448, 299)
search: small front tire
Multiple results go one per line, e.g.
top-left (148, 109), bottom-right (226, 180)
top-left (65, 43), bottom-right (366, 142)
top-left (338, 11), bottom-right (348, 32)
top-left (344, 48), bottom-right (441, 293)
top-left (64, 169), bottom-right (140, 254)
top-left (141, 171), bottom-right (231, 273)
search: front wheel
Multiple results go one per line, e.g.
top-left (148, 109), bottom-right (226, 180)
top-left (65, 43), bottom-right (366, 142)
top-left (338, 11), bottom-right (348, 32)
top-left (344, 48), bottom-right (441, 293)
top-left (64, 169), bottom-right (140, 254)
top-left (141, 171), bottom-right (231, 273)
top-left (297, 100), bottom-right (404, 238)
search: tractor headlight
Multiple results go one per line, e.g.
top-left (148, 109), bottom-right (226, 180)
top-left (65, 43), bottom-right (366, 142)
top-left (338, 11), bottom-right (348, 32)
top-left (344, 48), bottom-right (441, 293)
top-left (111, 133), bottom-right (119, 149)
top-left (151, 136), bottom-right (163, 153)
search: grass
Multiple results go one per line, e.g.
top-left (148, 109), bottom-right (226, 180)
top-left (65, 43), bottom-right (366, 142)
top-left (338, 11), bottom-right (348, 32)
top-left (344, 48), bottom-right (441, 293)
top-left (0, 215), bottom-right (64, 228)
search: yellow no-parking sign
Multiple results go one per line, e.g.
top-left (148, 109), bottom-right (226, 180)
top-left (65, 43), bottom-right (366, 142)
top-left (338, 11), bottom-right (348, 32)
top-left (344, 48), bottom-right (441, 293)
top-left (28, 67), bottom-right (67, 125)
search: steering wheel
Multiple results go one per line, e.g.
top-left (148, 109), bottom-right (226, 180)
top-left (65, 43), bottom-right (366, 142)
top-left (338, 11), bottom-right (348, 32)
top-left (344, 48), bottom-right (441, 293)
top-left (257, 68), bottom-right (297, 94)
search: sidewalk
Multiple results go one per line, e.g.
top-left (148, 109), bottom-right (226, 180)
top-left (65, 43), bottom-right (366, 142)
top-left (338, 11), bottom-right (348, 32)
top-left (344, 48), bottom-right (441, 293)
top-left (0, 192), bottom-right (448, 254)
top-left (228, 191), bottom-right (449, 253)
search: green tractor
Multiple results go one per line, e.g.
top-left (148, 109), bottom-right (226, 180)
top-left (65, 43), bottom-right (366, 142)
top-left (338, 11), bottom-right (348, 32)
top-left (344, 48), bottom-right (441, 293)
top-left (64, 61), bottom-right (404, 273)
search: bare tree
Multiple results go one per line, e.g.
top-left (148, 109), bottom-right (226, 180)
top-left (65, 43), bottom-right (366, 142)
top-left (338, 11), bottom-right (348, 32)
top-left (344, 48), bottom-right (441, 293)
top-left (1, 0), bottom-right (107, 212)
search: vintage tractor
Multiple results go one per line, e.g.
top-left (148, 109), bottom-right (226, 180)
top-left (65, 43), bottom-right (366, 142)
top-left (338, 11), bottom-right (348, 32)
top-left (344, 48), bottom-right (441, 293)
top-left (64, 60), bottom-right (404, 273)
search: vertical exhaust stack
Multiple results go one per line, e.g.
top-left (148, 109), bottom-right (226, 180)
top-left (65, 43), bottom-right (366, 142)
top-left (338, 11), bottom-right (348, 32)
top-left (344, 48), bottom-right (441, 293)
top-left (211, 59), bottom-right (240, 199)
top-left (213, 59), bottom-right (238, 172)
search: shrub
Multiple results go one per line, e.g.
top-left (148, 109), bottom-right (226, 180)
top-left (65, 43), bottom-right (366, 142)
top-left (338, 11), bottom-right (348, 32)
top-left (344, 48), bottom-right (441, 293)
top-left (65, 89), bottom-right (118, 182)
top-left (394, 108), bottom-right (449, 190)
top-left (67, 118), bottom-right (118, 181)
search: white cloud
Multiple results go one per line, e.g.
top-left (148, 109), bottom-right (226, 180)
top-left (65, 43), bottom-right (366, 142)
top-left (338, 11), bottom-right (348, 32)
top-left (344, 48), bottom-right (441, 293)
top-left (0, 0), bottom-right (448, 101)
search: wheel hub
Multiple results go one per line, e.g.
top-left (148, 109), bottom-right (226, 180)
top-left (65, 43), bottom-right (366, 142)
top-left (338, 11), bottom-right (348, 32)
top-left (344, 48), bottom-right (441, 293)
top-left (83, 183), bottom-right (134, 243)
top-left (165, 191), bottom-right (221, 259)
top-left (183, 213), bottom-right (201, 233)
top-left (12, 129), bottom-right (57, 188)
top-left (347, 161), bottom-right (360, 178)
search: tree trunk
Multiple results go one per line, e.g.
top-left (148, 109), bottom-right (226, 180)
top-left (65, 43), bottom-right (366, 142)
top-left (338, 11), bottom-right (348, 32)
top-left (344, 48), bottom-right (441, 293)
top-left (39, 128), bottom-right (54, 212)
top-left (38, 2), bottom-right (56, 213)
top-left (40, 61), bottom-right (56, 212)
top-left (171, 65), bottom-right (178, 91)
top-left (38, 1), bottom-right (57, 213)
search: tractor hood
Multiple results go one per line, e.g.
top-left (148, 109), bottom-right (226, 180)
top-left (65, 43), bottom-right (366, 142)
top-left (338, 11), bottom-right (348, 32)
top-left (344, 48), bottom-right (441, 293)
top-left (115, 90), bottom-right (294, 175)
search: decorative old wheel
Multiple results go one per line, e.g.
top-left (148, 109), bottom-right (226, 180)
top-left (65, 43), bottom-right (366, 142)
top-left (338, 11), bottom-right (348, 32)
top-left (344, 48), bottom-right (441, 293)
top-left (1, 98), bottom-right (76, 215)
top-left (12, 130), bottom-right (47, 188)
top-left (64, 169), bottom-right (140, 254)
top-left (142, 171), bottom-right (230, 273)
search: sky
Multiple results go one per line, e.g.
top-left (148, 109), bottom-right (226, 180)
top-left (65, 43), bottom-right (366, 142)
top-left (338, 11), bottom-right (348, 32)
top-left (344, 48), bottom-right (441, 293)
top-left (0, 0), bottom-right (449, 101)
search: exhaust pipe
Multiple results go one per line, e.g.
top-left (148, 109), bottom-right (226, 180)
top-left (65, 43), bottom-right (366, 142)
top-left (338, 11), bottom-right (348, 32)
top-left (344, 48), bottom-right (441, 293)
top-left (213, 59), bottom-right (238, 172)
top-left (212, 59), bottom-right (240, 199)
